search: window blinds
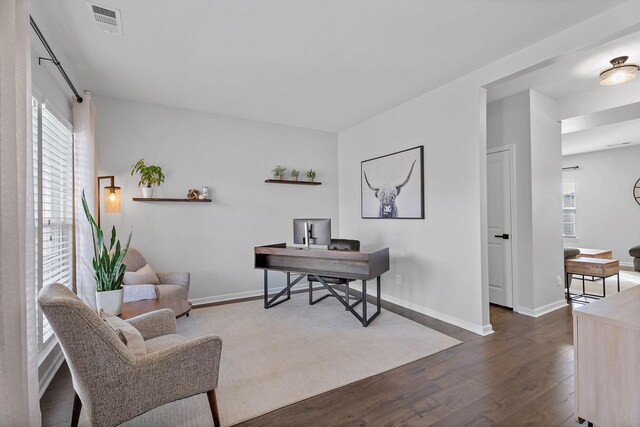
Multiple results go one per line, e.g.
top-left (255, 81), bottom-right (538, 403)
top-left (32, 97), bottom-right (74, 350)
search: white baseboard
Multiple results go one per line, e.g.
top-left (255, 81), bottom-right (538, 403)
top-left (349, 283), bottom-right (490, 336)
top-left (516, 299), bottom-right (567, 318)
top-left (190, 281), bottom-right (315, 307)
top-left (39, 345), bottom-right (65, 398)
top-left (620, 261), bottom-right (633, 270)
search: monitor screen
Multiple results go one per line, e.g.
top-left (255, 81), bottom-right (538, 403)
top-left (293, 218), bottom-right (331, 246)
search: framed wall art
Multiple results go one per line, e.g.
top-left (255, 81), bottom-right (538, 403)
top-left (361, 146), bottom-right (424, 219)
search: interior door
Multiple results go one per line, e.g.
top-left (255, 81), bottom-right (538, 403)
top-left (487, 150), bottom-right (514, 308)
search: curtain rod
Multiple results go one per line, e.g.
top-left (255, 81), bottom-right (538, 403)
top-left (30, 16), bottom-right (83, 103)
top-left (562, 166), bottom-right (579, 171)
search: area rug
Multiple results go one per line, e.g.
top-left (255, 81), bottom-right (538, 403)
top-left (89, 294), bottom-right (460, 426)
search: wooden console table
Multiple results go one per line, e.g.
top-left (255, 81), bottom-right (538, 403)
top-left (573, 286), bottom-right (640, 425)
top-left (254, 243), bottom-right (390, 326)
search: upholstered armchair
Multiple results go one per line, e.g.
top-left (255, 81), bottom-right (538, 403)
top-left (308, 239), bottom-right (361, 306)
top-left (629, 245), bottom-right (640, 272)
top-left (122, 247), bottom-right (190, 302)
top-left (38, 283), bottom-right (222, 427)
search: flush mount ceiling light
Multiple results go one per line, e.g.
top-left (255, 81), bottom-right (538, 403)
top-left (599, 56), bottom-right (639, 86)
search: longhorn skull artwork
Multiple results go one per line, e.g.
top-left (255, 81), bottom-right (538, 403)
top-left (363, 160), bottom-right (417, 218)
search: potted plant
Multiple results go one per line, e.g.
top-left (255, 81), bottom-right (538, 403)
top-left (306, 169), bottom-right (317, 182)
top-left (272, 165), bottom-right (287, 180)
top-left (291, 169), bottom-right (300, 181)
top-left (81, 191), bottom-right (132, 315)
top-left (131, 158), bottom-right (165, 198)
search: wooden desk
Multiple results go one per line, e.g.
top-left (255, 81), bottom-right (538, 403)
top-left (565, 258), bottom-right (620, 303)
top-left (573, 286), bottom-right (640, 425)
top-left (254, 243), bottom-right (390, 326)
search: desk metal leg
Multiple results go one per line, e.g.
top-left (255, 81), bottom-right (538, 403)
top-left (263, 270), bottom-right (268, 309)
top-left (362, 280), bottom-right (367, 327)
top-left (602, 275), bottom-right (606, 297)
top-left (566, 273), bottom-right (570, 303)
top-left (264, 270), bottom-right (304, 309)
top-left (617, 273), bottom-right (620, 293)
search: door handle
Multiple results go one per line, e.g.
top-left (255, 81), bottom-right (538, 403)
top-left (494, 234), bottom-right (509, 239)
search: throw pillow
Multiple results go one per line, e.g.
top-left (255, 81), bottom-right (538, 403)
top-left (100, 310), bottom-right (147, 356)
top-left (123, 263), bottom-right (160, 285)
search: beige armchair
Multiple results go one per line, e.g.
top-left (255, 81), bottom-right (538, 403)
top-left (38, 283), bottom-right (222, 427)
top-left (122, 247), bottom-right (190, 302)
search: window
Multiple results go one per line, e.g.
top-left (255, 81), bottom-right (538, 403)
top-left (32, 96), bottom-right (74, 351)
top-left (563, 180), bottom-right (576, 238)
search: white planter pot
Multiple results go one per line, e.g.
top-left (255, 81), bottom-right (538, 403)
top-left (141, 187), bottom-right (154, 198)
top-left (96, 288), bottom-right (124, 315)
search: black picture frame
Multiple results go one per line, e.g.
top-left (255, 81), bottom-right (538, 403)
top-left (361, 146), bottom-right (425, 219)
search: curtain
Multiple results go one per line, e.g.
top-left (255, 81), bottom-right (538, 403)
top-left (73, 91), bottom-right (97, 309)
top-left (0, 0), bottom-right (41, 425)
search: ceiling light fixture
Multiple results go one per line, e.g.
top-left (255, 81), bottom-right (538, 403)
top-left (599, 56), bottom-right (639, 86)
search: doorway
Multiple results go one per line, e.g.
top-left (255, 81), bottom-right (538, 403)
top-left (487, 146), bottom-right (515, 308)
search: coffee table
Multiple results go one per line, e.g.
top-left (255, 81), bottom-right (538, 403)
top-left (119, 298), bottom-right (192, 320)
top-left (565, 258), bottom-right (620, 304)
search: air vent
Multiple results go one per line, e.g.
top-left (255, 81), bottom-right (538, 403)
top-left (87, 2), bottom-right (123, 35)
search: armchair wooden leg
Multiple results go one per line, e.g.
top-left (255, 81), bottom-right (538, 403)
top-left (206, 389), bottom-right (221, 427)
top-left (71, 392), bottom-right (82, 427)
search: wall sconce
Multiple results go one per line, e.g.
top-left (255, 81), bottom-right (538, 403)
top-left (97, 175), bottom-right (121, 227)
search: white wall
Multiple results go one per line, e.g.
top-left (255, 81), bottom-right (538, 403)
top-left (338, 78), bottom-right (490, 335)
top-left (96, 95), bottom-right (339, 303)
top-left (31, 50), bottom-right (72, 122)
top-left (563, 145), bottom-right (640, 266)
top-left (487, 90), bottom-right (565, 315)
top-left (530, 91), bottom-right (565, 310)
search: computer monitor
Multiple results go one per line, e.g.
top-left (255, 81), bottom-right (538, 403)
top-left (293, 218), bottom-right (331, 246)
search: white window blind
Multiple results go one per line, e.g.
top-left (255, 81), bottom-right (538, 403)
top-left (32, 96), bottom-right (74, 351)
top-left (563, 180), bottom-right (576, 238)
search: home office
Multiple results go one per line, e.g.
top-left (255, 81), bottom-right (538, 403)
top-left (4, 1), bottom-right (640, 426)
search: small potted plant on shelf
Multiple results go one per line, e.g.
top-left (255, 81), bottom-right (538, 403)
top-left (306, 169), bottom-right (317, 182)
top-left (291, 169), bottom-right (299, 181)
top-left (272, 165), bottom-right (286, 180)
top-left (131, 158), bottom-right (165, 198)
top-left (81, 190), bottom-right (131, 315)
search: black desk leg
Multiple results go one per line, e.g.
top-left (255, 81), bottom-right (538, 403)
top-left (617, 273), bottom-right (620, 293)
top-left (263, 270), bottom-right (269, 309)
top-left (362, 280), bottom-right (367, 327)
top-left (602, 275), bottom-right (606, 297)
top-left (566, 273), bottom-right (570, 303)
top-left (286, 272), bottom-right (291, 299)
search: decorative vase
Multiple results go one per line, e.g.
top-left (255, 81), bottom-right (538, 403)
top-left (293, 177), bottom-right (298, 181)
top-left (310, 177), bottom-right (315, 182)
top-left (96, 288), bottom-right (124, 315)
top-left (277, 176), bottom-right (284, 180)
top-left (141, 187), bottom-right (154, 198)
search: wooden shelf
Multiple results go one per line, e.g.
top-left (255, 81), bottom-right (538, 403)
top-left (265, 179), bottom-right (321, 186)
top-left (132, 198), bottom-right (212, 202)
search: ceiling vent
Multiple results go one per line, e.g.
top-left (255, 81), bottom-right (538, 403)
top-left (87, 2), bottom-right (123, 35)
top-left (605, 141), bottom-right (632, 148)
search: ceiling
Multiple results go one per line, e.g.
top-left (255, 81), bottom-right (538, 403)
top-left (32, 0), bottom-right (628, 132)
top-left (562, 118), bottom-right (640, 156)
top-left (487, 31), bottom-right (640, 104)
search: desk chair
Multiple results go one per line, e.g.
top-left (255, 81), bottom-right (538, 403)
top-left (308, 239), bottom-right (362, 309)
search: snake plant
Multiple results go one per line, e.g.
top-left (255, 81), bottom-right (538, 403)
top-left (81, 191), bottom-right (132, 292)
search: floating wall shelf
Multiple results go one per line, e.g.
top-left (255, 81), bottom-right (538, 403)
top-left (132, 198), bottom-right (212, 202)
top-left (265, 179), bottom-right (321, 186)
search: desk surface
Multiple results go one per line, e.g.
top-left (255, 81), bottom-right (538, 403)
top-left (255, 243), bottom-right (390, 280)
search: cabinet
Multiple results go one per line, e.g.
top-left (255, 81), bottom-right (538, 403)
top-left (573, 286), bottom-right (640, 425)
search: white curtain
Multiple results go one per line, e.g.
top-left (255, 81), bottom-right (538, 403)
top-left (0, 0), bottom-right (41, 425)
top-left (73, 91), bottom-right (97, 310)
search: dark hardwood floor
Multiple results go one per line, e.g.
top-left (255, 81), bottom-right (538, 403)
top-left (41, 297), bottom-right (585, 427)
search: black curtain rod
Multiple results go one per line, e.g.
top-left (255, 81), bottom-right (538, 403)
top-left (562, 166), bottom-right (579, 171)
top-left (30, 15), bottom-right (83, 103)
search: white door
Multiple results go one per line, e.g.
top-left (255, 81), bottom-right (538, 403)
top-left (487, 149), bottom-right (514, 308)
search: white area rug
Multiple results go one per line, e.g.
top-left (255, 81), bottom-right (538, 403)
top-left (84, 294), bottom-right (460, 426)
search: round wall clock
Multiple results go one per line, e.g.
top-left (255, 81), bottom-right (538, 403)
top-left (635, 178), bottom-right (640, 206)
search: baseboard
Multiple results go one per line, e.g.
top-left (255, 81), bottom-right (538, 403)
top-left (620, 262), bottom-right (634, 270)
top-left (516, 299), bottom-right (567, 318)
top-left (349, 283), bottom-right (490, 336)
top-left (39, 344), bottom-right (65, 398)
top-left (190, 281), bottom-right (315, 307)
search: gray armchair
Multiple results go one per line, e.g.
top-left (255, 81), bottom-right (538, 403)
top-left (38, 283), bottom-right (222, 427)
top-left (630, 245), bottom-right (640, 272)
top-left (122, 247), bottom-right (190, 302)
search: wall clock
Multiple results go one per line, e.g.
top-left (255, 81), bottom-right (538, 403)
top-left (635, 178), bottom-right (640, 206)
